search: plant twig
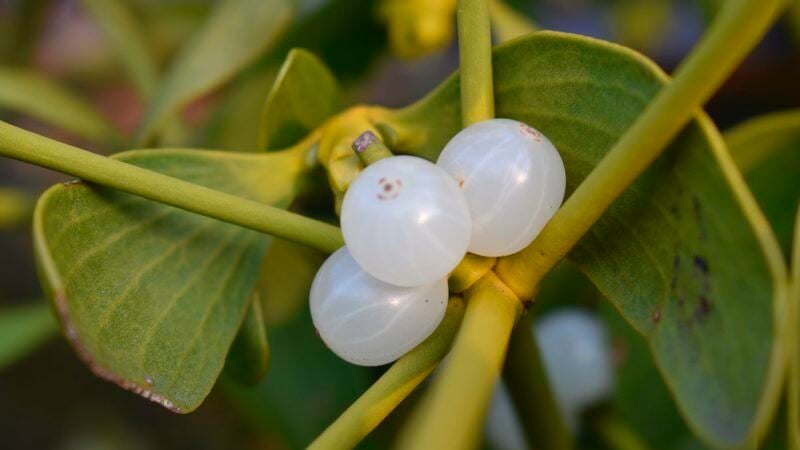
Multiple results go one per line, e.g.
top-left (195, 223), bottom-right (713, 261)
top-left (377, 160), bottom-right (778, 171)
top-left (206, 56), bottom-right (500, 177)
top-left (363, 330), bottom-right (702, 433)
top-left (457, 0), bottom-right (494, 125)
top-left (504, 313), bottom-right (573, 449)
top-left (496, 0), bottom-right (787, 299)
top-left (0, 120), bottom-right (344, 253)
top-left (309, 297), bottom-right (466, 450)
top-left (395, 273), bottom-right (521, 450)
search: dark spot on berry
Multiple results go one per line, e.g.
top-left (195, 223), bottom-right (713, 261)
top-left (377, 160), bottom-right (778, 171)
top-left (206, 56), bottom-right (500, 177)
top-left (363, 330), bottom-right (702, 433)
top-left (652, 309), bottom-right (662, 323)
top-left (458, 179), bottom-right (465, 188)
top-left (377, 177), bottom-right (402, 200)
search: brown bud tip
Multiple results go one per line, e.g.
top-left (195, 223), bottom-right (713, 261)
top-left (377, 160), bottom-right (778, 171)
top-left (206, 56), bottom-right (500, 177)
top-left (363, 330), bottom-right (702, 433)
top-left (353, 130), bottom-right (378, 153)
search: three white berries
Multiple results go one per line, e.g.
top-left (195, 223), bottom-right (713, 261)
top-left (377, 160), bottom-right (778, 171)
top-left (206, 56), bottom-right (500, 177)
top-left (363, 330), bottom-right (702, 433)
top-left (311, 118), bottom-right (567, 365)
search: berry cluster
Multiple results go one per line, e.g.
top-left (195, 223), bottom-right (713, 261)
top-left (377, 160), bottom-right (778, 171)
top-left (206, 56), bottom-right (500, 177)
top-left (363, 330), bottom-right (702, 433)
top-left (310, 118), bottom-right (567, 366)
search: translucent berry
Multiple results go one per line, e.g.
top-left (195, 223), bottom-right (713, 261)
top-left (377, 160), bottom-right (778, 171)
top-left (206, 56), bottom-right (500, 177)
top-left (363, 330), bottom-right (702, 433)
top-left (309, 247), bottom-right (448, 366)
top-left (341, 155), bottom-right (471, 287)
top-left (485, 308), bottom-right (614, 448)
top-left (535, 308), bottom-right (614, 418)
top-left (436, 118), bottom-right (566, 257)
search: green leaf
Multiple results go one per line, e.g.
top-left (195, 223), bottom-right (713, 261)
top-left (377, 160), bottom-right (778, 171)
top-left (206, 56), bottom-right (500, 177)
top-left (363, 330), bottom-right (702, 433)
top-left (601, 302), bottom-right (706, 450)
top-left (0, 67), bottom-right (119, 143)
top-left (202, 68), bottom-right (278, 151)
top-left (33, 146), bottom-right (308, 413)
top-left (258, 49), bottom-right (343, 151)
top-left (136, 0), bottom-right (295, 144)
top-left (224, 298), bottom-right (269, 385)
top-left (80, 0), bottom-right (158, 97)
top-left (0, 302), bottom-right (58, 369)
top-left (725, 110), bottom-right (800, 257)
top-left (382, 31), bottom-right (786, 447)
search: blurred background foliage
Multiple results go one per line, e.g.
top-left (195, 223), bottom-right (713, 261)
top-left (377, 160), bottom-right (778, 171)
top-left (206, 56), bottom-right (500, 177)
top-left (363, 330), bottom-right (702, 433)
top-left (0, 0), bottom-right (798, 449)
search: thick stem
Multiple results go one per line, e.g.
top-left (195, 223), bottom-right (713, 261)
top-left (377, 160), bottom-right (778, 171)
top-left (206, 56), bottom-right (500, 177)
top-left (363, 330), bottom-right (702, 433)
top-left (309, 297), bottom-right (466, 450)
top-left (788, 205), bottom-right (800, 450)
top-left (496, 0), bottom-right (787, 299)
top-left (0, 120), bottom-right (344, 253)
top-left (503, 314), bottom-right (574, 450)
top-left (457, 0), bottom-right (494, 125)
top-left (395, 273), bottom-right (522, 450)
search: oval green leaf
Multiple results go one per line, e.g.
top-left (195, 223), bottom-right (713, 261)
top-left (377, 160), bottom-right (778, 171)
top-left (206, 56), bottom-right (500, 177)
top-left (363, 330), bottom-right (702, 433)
top-left (382, 31), bottom-right (786, 447)
top-left (0, 67), bottom-right (119, 144)
top-left (725, 109), bottom-right (800, 257)
top-left (136, 0), bottom-right (295, 144)
top-left (224, 298), bottom-right (269, 385)
top-left (258, 48), bottom-right (343, 151)
top-left (33, 146), bottom-right (307, 412)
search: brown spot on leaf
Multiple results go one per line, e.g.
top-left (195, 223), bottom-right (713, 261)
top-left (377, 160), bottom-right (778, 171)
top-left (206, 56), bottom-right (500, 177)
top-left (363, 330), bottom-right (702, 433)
top-left (693, 295), bottom-right (712, 324)
top-left (693, 255), bottom-right (709, 274)
top-left (652, 309), bottom-right (662, 323)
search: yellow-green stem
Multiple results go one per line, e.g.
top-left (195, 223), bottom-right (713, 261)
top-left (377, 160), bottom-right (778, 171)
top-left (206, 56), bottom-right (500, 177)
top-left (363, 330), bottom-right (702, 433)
top-left (788, 205), bottom-right (800, 450)
top-left (457, 0), bottom-right (494, 125)
top-left (504, 314), bottom-right (573, 449)
top-left (0, 120), bottom-right (344, 253)
top-left (309, 297), bottom-right (466, 450)
top-left (395, 273), bottom-right (522, 450)
top-left (496, 0), bottom-right (787, 299)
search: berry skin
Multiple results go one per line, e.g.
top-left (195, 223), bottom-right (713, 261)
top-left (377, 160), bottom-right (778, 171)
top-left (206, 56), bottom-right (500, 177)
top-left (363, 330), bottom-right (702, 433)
top-left (485, 308), bottom-right (614, 448)
top-left (535, 309), bottom-right (614, 420)
top-left (341, 155), bottom-right (471, 287)
top-left (309, 247), bottom-right (448, 366)
top-left (436, 118), bottom-right (566, 257)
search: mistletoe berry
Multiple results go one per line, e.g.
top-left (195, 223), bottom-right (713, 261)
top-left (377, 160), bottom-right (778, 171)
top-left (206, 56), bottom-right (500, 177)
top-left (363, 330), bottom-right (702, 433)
top-left (437, 118), bottom-right (566, 257)
top-left (309, 247), bottom-right (448, 366)
top-left (341, 155), bottom-right (471, 287)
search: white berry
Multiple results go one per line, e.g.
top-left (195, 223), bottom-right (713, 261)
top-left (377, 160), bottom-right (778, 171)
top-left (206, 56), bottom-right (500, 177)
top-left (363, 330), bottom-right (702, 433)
top-left (536, 309), bottom-right (614, 418)
top-left (436, 118), bottom-right (566, 257)
top-left (485, 308), bottom-right (614, 449)
top-left (309, 247), bottom-right (448, 366)
top-left (341, 155), bottom-right (471, 287)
